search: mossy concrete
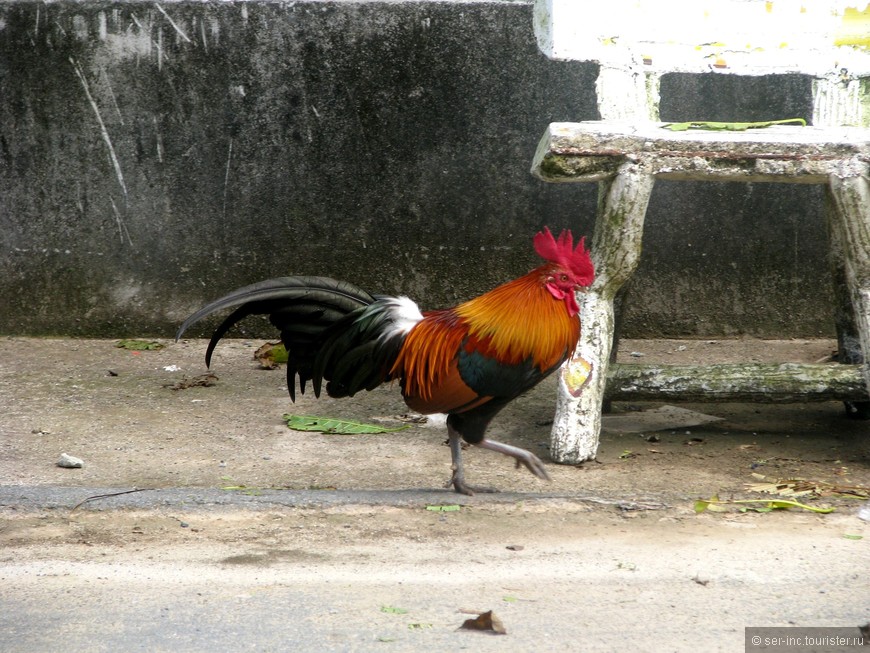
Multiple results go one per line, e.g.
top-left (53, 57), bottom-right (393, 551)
top-left (0, 1), bottom-right (837, 339)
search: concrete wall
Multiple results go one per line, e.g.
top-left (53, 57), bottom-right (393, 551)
top-left (0, 0), bottom-right (835, 339)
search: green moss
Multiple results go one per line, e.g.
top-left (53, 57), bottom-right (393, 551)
top-left (538, 154), bottom-right (624, 180)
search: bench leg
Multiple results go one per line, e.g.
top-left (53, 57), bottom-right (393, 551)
top-left (549, 163), bottom-right (655, 463)
top-left (826, 174), bottom-right (870, 409)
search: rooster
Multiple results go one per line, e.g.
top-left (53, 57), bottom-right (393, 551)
top-left (176, 227), bottom-right (594, 495)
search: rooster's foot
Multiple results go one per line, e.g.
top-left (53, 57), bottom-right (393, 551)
top-left (447, 471), bottom-right (498, 496)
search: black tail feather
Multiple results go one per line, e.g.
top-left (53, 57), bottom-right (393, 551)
top-left (176, 275), bottom-right (408, 401)
top-left (176, 276), bottom-right (375, 342)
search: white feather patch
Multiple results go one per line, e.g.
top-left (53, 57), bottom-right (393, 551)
top-left (385, 296), bottom-right (424, 335)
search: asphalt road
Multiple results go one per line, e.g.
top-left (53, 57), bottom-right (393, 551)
top-left (2, 486), bottom-right (869, 653)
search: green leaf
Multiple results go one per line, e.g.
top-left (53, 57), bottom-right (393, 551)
top-left (380, 606), bottom-right (408, 615)
top-left (116, 339), bottom-right (164, 351)
top-left (425, 505), bottom-right (461, 512)
top-left (662, 118), bottom-right (806, 132)
top-left (407, 623), bottom-right (433, 630)
top-left (283, 414), bottom-right (410, 435)
top-left (843, 533), bottom-right (863, 540)
top-left (695, 495), bottom-right (727, 513)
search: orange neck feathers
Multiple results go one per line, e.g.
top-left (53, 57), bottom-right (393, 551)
top-left (455, 266), bottom-right (580, 369)
top-left (391, 266), bottom-right (581, 403)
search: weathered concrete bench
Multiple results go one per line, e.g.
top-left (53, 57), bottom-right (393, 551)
top-left (531, 0), bottom-right (870, 463)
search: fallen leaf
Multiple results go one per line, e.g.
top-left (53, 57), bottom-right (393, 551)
top-left (505, 545), bottom-right (524, 551)
top-left (254, 342), bottom-right (287, 369)
top-left (116, 339), bottom-right (164, 351)
top-left (284, 414), bottom-right (410, 434)
top-left (746, 475), bottom-right (870, 499)
top-left (459, 610), bottom-right (506, 635)
top-left (165, 372), bottom-right (219, 391)
top-left (695, 495), bottom-right (835, 514)
top-left (661, 118), bottom-right (806, 132)
top-left (843, 534), bottom-right (864, 540)
top-left (380, 606), bottom-right (408, 615)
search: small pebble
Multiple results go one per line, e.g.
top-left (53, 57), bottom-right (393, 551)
top-left (57, 453), bottom-right (84, 468)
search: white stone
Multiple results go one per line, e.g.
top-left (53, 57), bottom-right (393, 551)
top-left (57, 453), bottom-right (84, 469)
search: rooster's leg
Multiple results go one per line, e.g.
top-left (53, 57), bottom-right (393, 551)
top-left (477, 439), bottom-right (551, 482)
top-left (447, 424), bottom-right (497, 496)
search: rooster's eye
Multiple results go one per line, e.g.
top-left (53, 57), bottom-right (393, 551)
top-left (559, 274), bottom-right (569, 282)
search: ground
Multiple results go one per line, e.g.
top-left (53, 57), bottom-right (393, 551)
top-left (0, 336), bottom-right (868, 651)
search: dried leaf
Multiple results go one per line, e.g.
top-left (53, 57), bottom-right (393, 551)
top-left (746, 475), bottom-right (870, 499)
top-left (283, 414), bottom-right (410, 435)
top-left (254, 342), bottom-right (287, 369)
top-left (117, 339), bottom-right (164, 351)
top-left (165, 372), bottom-right (218, 391)
top-left (459, 610), bottom-right (506, 635)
